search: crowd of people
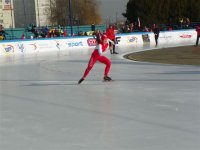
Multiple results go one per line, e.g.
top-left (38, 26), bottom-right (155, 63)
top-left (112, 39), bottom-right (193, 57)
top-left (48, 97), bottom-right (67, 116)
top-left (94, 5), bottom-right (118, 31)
top-left (0, 18), bottom-right (199, 43)
top-left (26, 18), bottom-right (199, 39)
top-left (27, 25), bottom-right (67, 39)
top-left (119, 18), bottom-right (195, 34)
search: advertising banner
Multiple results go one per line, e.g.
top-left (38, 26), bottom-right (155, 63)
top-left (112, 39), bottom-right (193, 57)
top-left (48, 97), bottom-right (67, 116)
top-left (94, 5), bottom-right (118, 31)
top-left (0, 29), bottom-right (197, 57)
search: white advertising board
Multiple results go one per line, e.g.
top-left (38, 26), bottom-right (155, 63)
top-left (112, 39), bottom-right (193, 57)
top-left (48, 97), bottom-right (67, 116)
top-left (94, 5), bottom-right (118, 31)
top-left (0, 29), bottom-right (197, 57)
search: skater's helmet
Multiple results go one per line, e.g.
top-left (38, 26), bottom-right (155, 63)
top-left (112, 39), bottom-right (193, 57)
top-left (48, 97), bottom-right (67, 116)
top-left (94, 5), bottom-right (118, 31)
top-left (101, 34), bottom-right (108, 42)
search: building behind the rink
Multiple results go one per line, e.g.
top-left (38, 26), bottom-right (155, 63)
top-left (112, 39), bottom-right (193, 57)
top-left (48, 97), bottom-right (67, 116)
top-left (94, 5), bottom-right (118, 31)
top-left (0, 0), bottom-right (50, 28)
top-left (0, 0), bottom-right (15, 28)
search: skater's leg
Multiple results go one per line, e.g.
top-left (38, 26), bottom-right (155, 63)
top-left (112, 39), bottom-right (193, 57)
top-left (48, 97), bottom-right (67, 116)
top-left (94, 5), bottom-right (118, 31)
top-left (83, 56), bottom-right (97, 78)
top-left (79, 56), bottom-right (97, 84)
top-left (98, 56), bottom-right (111, 77)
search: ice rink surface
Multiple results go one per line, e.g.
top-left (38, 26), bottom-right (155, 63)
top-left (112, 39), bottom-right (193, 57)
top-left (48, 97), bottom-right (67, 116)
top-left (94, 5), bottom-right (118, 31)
top-left (0, 45), bottom-right (200, 150)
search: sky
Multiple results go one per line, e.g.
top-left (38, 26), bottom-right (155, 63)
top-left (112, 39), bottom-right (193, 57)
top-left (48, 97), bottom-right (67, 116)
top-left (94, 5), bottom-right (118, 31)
top-left (97, 0), bottom-right (129, 23)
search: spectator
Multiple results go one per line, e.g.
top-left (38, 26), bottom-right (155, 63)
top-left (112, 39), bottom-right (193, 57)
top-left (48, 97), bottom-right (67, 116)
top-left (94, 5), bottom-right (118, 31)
top-left (195, 26), bottom-right (200, 47)
top-left (153, 24), bottom-right (160, 46)
top-left (91, 23), bottom-right (95, 31)
top-left (179, 18), bottom-right (183, 28)
top-left (121, 25), bottom-right (126, 33)
top-left (54, 27), bottom-right (60, 37)
top-left (126, 25), bottom-right (131, 33)
top-left (129, 23), bottom-right (134, 32)
top-left (44, 26), bottom-right (49, 36)
top-left (168, 26), bottom-right (173, 31)
top-left (41, 27), bottom-right (46, 38)
top-left (49, 27), bottom-right (55, 37)
top-left (186, 18), bottom-right (190, 28)
top-left (106, 24), bottom-right (118, 54)
top-left (0, 24), bottom-right (7, 40)
top-left (144, 26), bottom-right (149, 32)
top-left (20, 33), bottom-right (25, 39)
top-left (84, 32), bottom-right (88, 36)
top-left (63, 28), bottom-right (67, 37)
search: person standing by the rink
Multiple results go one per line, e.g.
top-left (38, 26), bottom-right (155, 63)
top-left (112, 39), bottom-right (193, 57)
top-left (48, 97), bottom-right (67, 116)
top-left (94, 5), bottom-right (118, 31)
top-left (106, 24), bottom-right (118, 54)
top-left (153, 24), bottom-right (160, 46)
top-left (0, 24), bottom-right (7, 40)
top-left (195, 26), bottom-right (200, 46)
top-left (78, 34), bottom-right (114, 84)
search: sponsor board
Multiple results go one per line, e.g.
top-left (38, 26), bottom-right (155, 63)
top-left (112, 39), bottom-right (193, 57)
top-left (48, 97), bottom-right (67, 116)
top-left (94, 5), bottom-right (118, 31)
top-left (37, 41), bottom-right (54, 49)
top-left (66, 41), bottom-right (83, 48)
top-left (0, 30), bottom-right (197, 57)
top-left (87, 38), bottom-right (97, 46)
top-left (54, 40), bottom-right (63, 50)
top-left (142, 34), bottom-right (150, 45)
top-left (28, 43), bottom-right (38, 51)
top-left (180, 34), bottom-right (192, 38)
top-left (126, 36), bottom-right (138, 44)
top-left (159, 35), bottom-right (173, 39)
top-left (115, 37), bottom-right (121, 45)
top-left (16, 42), bottom-right (26, 53)
top-left (2, 44), bottom-right (15, 55)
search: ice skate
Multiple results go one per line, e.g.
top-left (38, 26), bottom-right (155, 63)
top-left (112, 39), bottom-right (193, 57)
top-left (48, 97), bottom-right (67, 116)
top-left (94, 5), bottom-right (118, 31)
top-left (103, 76), bottom-right (112, 82)
top-left (78, 78), bottom-right (84, 84)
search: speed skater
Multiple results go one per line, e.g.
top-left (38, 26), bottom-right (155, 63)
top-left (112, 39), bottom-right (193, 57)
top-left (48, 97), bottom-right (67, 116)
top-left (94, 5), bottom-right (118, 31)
top-left (78, 34), bottom-right (114, 84)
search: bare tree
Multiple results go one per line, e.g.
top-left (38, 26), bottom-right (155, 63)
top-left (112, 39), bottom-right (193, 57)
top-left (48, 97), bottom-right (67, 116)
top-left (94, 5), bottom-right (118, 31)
top-left (49, 0), bottom-right (102, 26)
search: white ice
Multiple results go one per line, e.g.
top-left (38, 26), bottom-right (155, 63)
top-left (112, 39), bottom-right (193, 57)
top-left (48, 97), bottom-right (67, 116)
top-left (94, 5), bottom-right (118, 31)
top-left (0, 44), bottom-right (200, 150)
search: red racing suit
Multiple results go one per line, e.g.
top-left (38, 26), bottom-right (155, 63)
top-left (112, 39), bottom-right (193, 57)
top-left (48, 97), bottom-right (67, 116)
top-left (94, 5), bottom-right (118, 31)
top-left (82, 41), bottom-right (113, 78)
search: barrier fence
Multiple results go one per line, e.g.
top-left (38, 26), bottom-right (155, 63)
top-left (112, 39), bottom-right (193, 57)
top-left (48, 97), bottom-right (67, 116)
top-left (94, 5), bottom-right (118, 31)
top-left (0, 29), bottom-right (197, 57)
top-left (4, 24), bottom-right (107, 39)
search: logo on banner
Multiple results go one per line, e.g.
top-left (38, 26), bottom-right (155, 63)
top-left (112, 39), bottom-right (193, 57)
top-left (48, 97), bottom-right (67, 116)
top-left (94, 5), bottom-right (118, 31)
top-left (127, 36), bottom-right (137, 43)
top-left (29, 43), bottom-right (38, 51)
top-left (180, 34), bottom-right (192, 38)
top-left (142, 34), bottom-right (150, 45)
top-left (115, 37), bottom-right (121, 44)
top-left (2, 44), bottom-right (14, 54)
top-left (56, 42), bottom-right (60, 50)
top-left (55, 40), bottom-right (61, 50)
top-left (67, 41), bottom-right (83, 47)
top-left (38, 42), bottom-right (53, 49)
top-left (17, 42), bottom-right (26, 53)
top-left (160, 35), bottom-right (172, 39)
top-left (87, 38), bottom-right (97, 46)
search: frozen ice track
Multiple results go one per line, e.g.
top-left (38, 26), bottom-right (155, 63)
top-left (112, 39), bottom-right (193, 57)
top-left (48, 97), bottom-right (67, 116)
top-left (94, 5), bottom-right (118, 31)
top-left (0, 46), bottom-right (200, 150)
